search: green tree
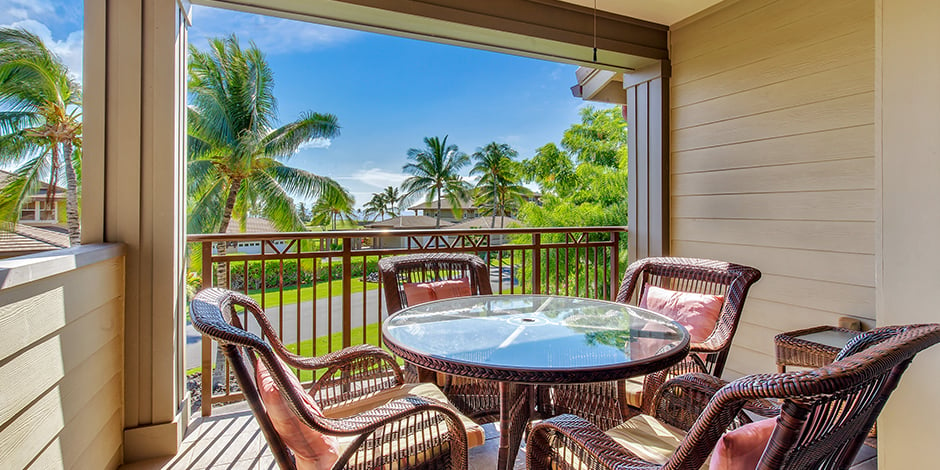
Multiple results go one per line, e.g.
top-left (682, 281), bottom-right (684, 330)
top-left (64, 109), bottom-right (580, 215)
top-left (517, 106), bottom-right (629, 297)
top-left (186, 35), bottom-right (344, 279)
top-left (470, 142), bottom-right (529, 227)
top-left (0, 28), bottom-right (82, 244)
top-left (363, 185), bottom-right (401, 221)
top-left (296, 202), bottom-right (309, 222)
top-left (401, 136), bottom-right (470, 228)
top-left (309, 187), bottom-right (355, 230)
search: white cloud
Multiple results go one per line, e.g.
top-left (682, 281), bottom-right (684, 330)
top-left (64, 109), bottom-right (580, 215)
top-left (1, 14), bottom-right (84, 82)
top-left (0, 0), bottom-right (56, 21)
top-left (298, 137), bottom-right (332, 150)
top-left (190, 5), bottom-right (360, 55)
top-left (342, 168), bottom-right (408, 189)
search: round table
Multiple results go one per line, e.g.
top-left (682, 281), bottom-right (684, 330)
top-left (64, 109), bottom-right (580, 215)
top-left (382, 294), bottom-right (690, 470)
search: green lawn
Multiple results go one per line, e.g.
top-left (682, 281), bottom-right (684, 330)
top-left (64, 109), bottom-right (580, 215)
top-left (187, 322), bottom-right (390, 380)
top-left (246, 279), bottom-right (379, 307)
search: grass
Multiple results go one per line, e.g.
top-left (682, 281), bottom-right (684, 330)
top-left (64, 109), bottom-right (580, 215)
top-left (246, 279), bottom-right (379, 307)
top-left (186, 321), bottom-right (389, 380)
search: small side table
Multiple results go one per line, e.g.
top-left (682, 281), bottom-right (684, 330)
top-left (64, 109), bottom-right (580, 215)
top-left (774, 325), bottom-right (862, 373)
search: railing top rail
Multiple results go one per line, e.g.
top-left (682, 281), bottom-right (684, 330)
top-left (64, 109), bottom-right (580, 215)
top-left (186, 226), bottom-right (628, 242)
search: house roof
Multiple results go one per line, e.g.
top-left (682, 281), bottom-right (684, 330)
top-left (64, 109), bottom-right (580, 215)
top-left (365, 215), bottom-right (453, 229)
top-left (225, 217), bottom-right (278, 233)
top-left (407, 198), bottom-right (477, 211)
top-left (0, 223), bottom-right (70, 258)
top-left (448, 216), bottom-right (524, 230)
top-left (0, 170), bottom-right (67, 200)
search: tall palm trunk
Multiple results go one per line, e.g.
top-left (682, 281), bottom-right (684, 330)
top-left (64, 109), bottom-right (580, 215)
top-left (61, 142), bottom-right (80, 246)
top-left (212, 178), bottom-right (241, 386)
top-left (435, 183), bottom-right (442, 228)
top-left (491, 179), bottom-right (498, 228)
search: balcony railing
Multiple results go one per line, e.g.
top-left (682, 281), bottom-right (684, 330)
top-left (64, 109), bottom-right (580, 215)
top-left (188, 226), bottom-right (627, 416)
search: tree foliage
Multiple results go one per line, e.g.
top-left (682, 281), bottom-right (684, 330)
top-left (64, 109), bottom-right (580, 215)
top-left (516, 105), bottom-right (629, 295)
top-left (363, 186), bottom-right (401, 221)
top-left (470, 142), bottom-right (530, 227)
top-left (0, 27), bottom-right (82, 244)
top-left (309, 186), bottom-right (355, 230)
top-left (187, 35), bottom-right (345, 236)
top-left (401, 135), bottom-right (470, 228)
top-left (519, 106), bottom-right (628, 228)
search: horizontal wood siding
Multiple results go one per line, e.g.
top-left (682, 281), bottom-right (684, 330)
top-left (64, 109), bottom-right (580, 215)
top-left (669, 0), bottom-right (874, 377)
top-left (0, 257), bottom-right (124, 469)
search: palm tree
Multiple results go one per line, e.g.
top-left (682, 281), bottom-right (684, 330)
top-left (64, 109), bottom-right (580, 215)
top-left (363, 193), bottom-right (387, 221)
top-left (401, 136), bottom-right (470, 228)
top-left (0, 28), bottom-right (82, 245)
top-left (470, 142), bottom-right (528, 227)
top-left (309, 187), bottom-right (355, 230)
top-left (379, 186), bottom-right (402, 217)
top-left (187, 35), bottom-right (344, 285)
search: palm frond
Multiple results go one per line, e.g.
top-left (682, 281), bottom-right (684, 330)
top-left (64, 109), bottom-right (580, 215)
top-left (261, 111), bottom-right (340, 158)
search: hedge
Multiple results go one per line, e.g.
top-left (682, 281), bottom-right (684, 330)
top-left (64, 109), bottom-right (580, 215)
top-left (226, 257), bottom-right (379, 290)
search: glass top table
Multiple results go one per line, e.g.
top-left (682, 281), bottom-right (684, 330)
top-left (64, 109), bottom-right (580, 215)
top-left (382, 294), bottom-right (690, 470)
top-left (383, 294), bottom-right (690, 383)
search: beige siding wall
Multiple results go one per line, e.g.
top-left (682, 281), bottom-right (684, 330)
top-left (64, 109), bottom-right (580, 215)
top-left (0, 246), bottom-right (125, 469)
top-left (669, 0), bottom-right (875, 377)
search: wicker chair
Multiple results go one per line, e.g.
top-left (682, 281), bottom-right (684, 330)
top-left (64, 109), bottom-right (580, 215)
top-left (528, 323), bottom-right (940, 470)
top-left (540, 257), bottom-right (761, 429)
top-left (191, 287), bottom-right (483, 470)
top-left (378, 253), bottom-right (501, 423)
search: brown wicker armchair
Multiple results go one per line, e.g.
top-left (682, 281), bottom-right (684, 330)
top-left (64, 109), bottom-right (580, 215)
top-left (378, 253), bottom-right (501, 423)
top-left (540, 257), bottom-right (761, 429)
top-left (191, 288), bottom-right (484, 470)
top-left (528, 323), bottom-right (940, 470)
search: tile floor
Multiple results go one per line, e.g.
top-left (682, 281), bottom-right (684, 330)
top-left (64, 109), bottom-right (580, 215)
top-left (120, 404), bottom-right (875, 469)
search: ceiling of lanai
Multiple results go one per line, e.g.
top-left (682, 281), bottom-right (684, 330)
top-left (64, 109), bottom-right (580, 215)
top-left (555, 0), bottom-right (725, 26)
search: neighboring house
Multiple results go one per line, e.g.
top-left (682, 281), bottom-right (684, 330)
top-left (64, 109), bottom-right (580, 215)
top-left (449, 216), bottom-right (523, 245)
top-left (364, 215), bottom-right (452, 249)
top-left (220, 217), bottom-right (289, 254)
top-left (0, 170), bottom-right (70, 258)
top-left (0, 170), bottom-right (66, 226)
top-left (408, 195), bottom-right (540, 222)
top-left (407, 198), bottom-right (478, 222)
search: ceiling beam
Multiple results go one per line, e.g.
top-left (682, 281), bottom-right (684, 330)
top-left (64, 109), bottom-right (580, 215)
top-left (194, 0), bottom-right (668, 71)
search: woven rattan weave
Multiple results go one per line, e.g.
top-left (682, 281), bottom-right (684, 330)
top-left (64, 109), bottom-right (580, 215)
top-left (527, 323), bottom-right (940, 470)
top-left (190, 288), bottom-right (471, 470)
top-left (539, 257), bottom-right (761, 430)
top-left (378, 253), bottom-right (501, 423)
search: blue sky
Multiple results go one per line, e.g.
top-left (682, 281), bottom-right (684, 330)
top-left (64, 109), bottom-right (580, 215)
top-left (4, 0), bottom-right (609, 210)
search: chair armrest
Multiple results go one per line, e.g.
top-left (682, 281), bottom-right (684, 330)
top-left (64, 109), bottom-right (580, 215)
top-left (651, 373), bottom-right (779, 431)
top-left (297, 345), bottom-right (405, 407)
top-left (328, 395), bottom-right (470, 469)
top-left (651, 373), bottom-right (726, 431)
top-left (527, 414), bottom-right (658, 470)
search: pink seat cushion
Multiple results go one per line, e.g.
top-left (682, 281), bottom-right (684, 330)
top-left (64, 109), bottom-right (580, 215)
top-left (639, 284), bottom-right (724, 344)
top-left (256, 359), bottom-right (340, 470)
top-left (403, 277), bottom-right (472, 306)
top-left (709, 418), bottom-right (776, 470)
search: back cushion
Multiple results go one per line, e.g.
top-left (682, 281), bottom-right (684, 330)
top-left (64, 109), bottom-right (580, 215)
top-left (709, 418), bottom-right (776, 470)
top-left (639, 284), bottom-right (724, 344)
top-left (256, 359), bottom-right (339, 470)
top-left (403, 277), bottom-right (472, 306)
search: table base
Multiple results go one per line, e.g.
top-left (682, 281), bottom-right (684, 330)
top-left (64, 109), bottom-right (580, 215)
top-left (498, 382), bottom-right (535, 470)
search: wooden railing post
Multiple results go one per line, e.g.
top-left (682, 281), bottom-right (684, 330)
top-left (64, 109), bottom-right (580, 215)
top-left (532, 233), bottom-right (542, 295)
top-left (610, 231), bottom-right (621, 301)
top-left (200, 241), bottom-right (213, 416)
top-left (342, 237), bottom-right (352, 349)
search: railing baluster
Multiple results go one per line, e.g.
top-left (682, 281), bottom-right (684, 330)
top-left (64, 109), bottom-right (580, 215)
top-left (188, 226), bottom-right (627, 415)
top-left (342, 237), bottom-right (352, 349)
top-left (532, 233), bottom-right (541, 295)
top-left (200, 241), bottom-right (213, 417)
